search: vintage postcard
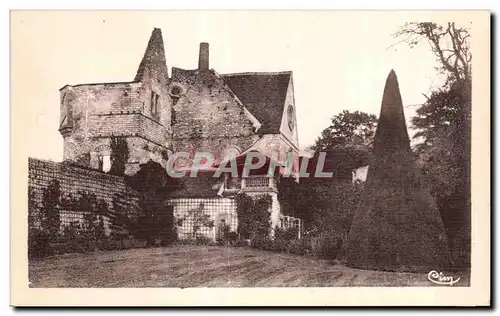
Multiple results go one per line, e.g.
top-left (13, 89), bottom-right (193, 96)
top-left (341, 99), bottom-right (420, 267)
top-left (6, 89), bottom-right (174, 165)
top-left (10, 10), bottom-right (490, 306)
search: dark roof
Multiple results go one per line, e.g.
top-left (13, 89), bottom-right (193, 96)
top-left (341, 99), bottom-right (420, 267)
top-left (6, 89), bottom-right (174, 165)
top-left (59, 81), bottom-right (139, 91)
top-left (221, 72), bottom-right (291, 134)
top-left (213, 149), bottom-right (284, 176)
top-left (299, 149), bottom-right (370, 182)
top-left (170, 67), bottom-right (199, 84)
top-left (169, 171), bottom-right (222, 198)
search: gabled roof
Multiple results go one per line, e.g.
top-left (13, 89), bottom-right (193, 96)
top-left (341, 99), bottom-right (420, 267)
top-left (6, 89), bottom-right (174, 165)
top-left (221, 72), bottom-right (291, 134)
top-left (169, 171), bottom-right (222, 198)
top-left (214, 149), bottom-right (285, 176)
top-left (170, 67), bottom-right (263, 131)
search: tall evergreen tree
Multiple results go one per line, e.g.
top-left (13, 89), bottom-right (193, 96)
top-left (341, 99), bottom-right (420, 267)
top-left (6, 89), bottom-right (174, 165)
top-left (346, 70), bottom-right (449, 272)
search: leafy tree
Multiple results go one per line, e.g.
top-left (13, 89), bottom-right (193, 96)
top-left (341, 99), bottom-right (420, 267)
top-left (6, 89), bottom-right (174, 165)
top-left (126, 160), bottom-right (181, 246)
top-left (40, 179), bottom-right (63, 237)
top-left (66, 191), bottom-right (109, 251)
top-left (311, 110), bottom-right (377, 152)
top-left (279, 177), bottom-right (360, 231)
top-left (28, 186), bottom-right (38, 229)
top-left (28, 185), bottom-right (51, 259)
top-left (235, 193), bottom-right (272, 239)
top-left (109, 192), bottom-right (135, 240)
top-left (109, 136), bottom-right (130, 176)
top-left (308, 111), bottom-right (376, 184)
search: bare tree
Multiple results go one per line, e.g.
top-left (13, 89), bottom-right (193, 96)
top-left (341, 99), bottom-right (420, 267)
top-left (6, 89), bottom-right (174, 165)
top-left (392, 22), bottom-right (471, 88)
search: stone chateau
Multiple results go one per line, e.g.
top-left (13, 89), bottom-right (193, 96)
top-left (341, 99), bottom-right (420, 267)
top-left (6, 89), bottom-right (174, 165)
top-left (58, 28), bottom-right (299, 175)
top-left (29, 28), bottom-right (304, 241)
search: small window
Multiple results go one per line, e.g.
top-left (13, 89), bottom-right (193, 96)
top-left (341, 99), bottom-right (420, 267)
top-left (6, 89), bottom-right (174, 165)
top-left (98, 154), bottom-right (111, 172)
top-left (150, 91), bottom-right (160, 119)
top-left (170, 86), bottom-right (181, 96)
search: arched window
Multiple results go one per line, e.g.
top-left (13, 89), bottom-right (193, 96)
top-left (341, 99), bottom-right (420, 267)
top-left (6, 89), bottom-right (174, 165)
top-left (93, 144), bottom-right (112, 172)
top-left (97, 155), bottom-right (111, 172)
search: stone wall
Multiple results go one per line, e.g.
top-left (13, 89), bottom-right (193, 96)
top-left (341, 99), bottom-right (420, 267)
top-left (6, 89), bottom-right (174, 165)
top-left (59, 77), bottom-right (172, 174)
top-left (28, 157), bottom-right (138, 233)
top-left (170, 68), bottom-right (260, 167)
top-left (29, 158), bottom-right (288, 241)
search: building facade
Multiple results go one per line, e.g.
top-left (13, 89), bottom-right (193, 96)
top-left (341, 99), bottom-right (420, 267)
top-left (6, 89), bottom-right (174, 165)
top-left (55, 28), bottom-right (303, 240)
top-left (59, 28), bottom-right (299, 175)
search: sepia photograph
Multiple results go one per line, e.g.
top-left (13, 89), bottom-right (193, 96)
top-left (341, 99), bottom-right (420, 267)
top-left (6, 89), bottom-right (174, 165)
top-left (10, 10), bottom-right (490, 306)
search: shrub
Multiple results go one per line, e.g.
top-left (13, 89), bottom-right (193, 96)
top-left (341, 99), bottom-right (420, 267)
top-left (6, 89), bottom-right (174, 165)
top-left (127, 161), bottom-right (181, 246)
top-left (216, 221), bottom-right (231, 245)
top-left (250, 235), bottom-right (268, 249)
top-left (236, 193), bottom-right (272, 239)
top-left (176, 236), bottom-right (215, 246)
top-left (98, 236), bottom-right (146, 251)
top-left (61, 222), bottom-right (84, 253)
top-left (286, 238), bottom-right (311, 256)
top-left (311, 234), bottom-right (341, 259)
top-left (132, 239), bottom-right (147, 248)
top-left (251, 235), bottom-right (285, 252)
top-left (275, 227), bottom-right (300, 242)
top-left (28, 228), bottom-right (52, 259)
top-left (193, 235), bottom-right (214, 245)
top-left (217, 230), bottom-right (239, 246)
top-left (39, 179), bottom-right (63, 238)
top-left (250, 226), bottom-right (313, 256)
top-left (234, 239), bottom-right (250, 247)
top-left (346, 71), bottom-right (450, 271)
top-left (273, 238), bottom-right (288, 252)
top-left (226, 232), bottom-right (239, 244)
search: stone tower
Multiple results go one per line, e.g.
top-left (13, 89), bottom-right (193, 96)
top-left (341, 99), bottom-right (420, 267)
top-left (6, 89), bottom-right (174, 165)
top-left (346, 70), bottom-right (449, 272)
top-left (58, 28), bottom-right (173, 175)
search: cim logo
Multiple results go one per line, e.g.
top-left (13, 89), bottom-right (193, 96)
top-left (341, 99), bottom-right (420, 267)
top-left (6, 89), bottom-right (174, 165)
top-left (427, 270), bottom-right (461, 286)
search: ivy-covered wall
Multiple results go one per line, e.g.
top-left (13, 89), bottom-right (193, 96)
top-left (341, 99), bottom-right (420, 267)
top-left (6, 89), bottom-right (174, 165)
top-left (28, 158), bottom-right (138, 233)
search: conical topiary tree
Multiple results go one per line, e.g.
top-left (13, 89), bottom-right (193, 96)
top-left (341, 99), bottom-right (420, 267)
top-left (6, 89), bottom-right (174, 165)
top-left (346, 70), bottom-right (450, 272)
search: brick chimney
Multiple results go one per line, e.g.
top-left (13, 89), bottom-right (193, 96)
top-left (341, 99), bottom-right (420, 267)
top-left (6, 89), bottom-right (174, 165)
top-left (198, 42), bottom-right (209, 70)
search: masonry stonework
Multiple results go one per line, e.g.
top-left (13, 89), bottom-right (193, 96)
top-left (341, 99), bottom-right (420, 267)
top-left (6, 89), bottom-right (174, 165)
top-left (170, 68), bottom-right (260, 167)
top-left (30, 27), bottom-right (305, 241)
top-left (59, 28), bottom-right (172, 175)
top-left (28, 158), bottom-right (138, 234)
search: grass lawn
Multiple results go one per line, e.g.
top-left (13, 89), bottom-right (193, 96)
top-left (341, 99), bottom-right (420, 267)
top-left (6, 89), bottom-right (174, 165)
top-left (29, 245), bottom-right (470, 287)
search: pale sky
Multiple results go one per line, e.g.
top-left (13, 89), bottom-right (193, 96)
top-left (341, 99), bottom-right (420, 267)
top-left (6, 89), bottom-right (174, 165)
top-left (12, 11), bottom-right (450, 161)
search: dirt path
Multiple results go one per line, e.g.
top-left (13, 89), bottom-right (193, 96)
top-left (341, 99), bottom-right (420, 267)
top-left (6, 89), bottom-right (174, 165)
top-left (28, 245), bottom-right (469, 287)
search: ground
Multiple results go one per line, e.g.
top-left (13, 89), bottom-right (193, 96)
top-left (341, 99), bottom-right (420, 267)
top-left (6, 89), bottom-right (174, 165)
top-left (29, 245), bottom-right (470, 287)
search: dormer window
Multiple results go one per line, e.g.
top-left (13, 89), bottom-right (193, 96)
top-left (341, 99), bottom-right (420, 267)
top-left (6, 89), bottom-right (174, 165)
top-left (150, 91), bottom-right (160, 120)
